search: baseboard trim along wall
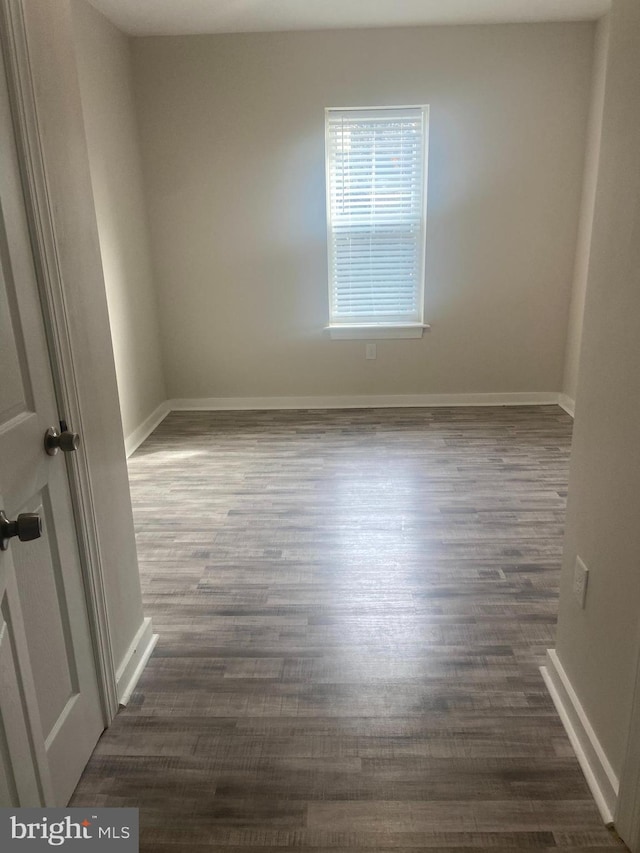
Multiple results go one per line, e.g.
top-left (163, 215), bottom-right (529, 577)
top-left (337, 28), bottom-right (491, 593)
top-left (541, 649), bottom-right (619, 826)
top-left (125, 401), bottom-right (171, 457)
top-left (558, 393), bottom-right (576, 418)
top-left (125, 393), bottom-right (574, 456)
top-left (115, 616), bottom-right (158, 706)
top-left (169, 391), bottom-right (562, 412)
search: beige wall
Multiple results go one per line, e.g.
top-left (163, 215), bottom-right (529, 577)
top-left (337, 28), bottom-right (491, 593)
top-left (555, 0), bottom-right (640, 780)
top-left (132, 24), bottom-right (594, 401)
top-left (562, 14), bottom-right (609, 409)
top-left (71, 0), bottom-right (166, 440)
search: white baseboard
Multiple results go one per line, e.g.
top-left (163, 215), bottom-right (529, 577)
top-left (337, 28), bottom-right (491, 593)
top-left (169, 392), bottom-right (561, 412)
top-left (125, 401), bottom-right (170, 457)
top-left (558, 394), bottom-right (576, 418)
top-left (541, 649), bottom-right (618, 825)
top-left (115, 617), bottom-right (158, 706)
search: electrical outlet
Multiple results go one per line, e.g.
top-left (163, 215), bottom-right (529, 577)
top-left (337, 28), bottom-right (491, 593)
top-left (365, 344), bottom-right (377, 360)
top-left (573, 556), bottom-right (589, 609)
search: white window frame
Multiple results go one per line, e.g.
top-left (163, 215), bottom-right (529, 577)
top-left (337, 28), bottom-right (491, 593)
top-left (324, 105), bottom-right (430, 340)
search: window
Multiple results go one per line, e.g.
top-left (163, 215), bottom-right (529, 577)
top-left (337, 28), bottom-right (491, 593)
top-left (325, 105), bottom-right (429, 339)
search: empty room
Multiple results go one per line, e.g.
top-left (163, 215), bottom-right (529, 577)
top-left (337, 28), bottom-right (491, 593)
top-left (1, 0), bottom-right (640, 851)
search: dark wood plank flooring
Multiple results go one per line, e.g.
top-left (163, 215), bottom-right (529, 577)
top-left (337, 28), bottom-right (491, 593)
top-left (71, 407), bottom-right (626, 851)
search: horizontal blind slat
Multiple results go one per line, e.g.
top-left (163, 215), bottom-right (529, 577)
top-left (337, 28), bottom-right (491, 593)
top-left (326, 105), bottom-right (427, 325)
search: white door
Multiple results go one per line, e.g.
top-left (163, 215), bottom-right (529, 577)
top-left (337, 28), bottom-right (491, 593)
top-left (0, 42), bottom-right (104, 806)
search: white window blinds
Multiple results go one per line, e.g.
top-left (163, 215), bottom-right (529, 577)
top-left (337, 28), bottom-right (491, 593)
top-left (325, 106), bottom-right (429, 327)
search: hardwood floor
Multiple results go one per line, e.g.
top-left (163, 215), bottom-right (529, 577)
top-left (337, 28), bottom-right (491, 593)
top-left (71, 407), bottom-right (626, 852)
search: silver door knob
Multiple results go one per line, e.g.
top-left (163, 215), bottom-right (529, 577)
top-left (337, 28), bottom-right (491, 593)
top-left (44, 427), bottom-right (80, 456)
top-left (0, 510), bottom-right (42, 551)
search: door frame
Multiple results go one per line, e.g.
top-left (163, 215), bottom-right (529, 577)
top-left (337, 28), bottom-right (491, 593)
top-left (0, 0), bottom-right (118, 724)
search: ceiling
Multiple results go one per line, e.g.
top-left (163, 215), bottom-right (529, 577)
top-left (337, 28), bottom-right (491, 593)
top-left (87, 0), bottom-right (611, 37)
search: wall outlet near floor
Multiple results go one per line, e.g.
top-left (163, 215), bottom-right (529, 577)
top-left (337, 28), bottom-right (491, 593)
top-left (365, 343), bottom-right (377, 360)
top-left (573, 556), bottom-right (589, 609)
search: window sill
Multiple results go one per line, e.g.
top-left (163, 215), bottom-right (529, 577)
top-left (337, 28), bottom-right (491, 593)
top-left (326, 324), bottom-right (430, 340)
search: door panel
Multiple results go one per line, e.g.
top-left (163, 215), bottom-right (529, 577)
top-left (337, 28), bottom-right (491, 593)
top-left (12, 495), bottom-right (79, 737)
top-left (0, 279), bottom-right (27, 417)
top-left (0, 37), bottom-right (104, 806)
top-left (0, 547), bottom-right (47, 806)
